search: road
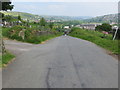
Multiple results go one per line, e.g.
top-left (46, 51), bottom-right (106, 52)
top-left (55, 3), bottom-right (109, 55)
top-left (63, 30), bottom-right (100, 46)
top-left (3, 36), bottom-right (118, 88)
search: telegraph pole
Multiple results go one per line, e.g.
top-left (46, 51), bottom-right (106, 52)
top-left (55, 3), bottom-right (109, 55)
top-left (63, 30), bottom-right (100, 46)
top-left (112, 26), bottom-right (119, 40)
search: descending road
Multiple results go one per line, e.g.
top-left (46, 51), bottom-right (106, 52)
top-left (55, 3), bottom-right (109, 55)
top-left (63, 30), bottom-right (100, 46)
top-left (3, 36), bottom-right (118, 88)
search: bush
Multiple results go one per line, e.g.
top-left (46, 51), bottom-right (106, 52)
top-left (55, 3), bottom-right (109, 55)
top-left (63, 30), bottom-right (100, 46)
top-left (95, 23), bottom-right (112, 32)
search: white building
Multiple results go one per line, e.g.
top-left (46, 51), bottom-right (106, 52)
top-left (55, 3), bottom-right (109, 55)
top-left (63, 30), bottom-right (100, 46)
top-left (110, 22), bottom-right (117, 25)
top-left (64, 26), bottom-right (70, 29)
top-left (81, 24), bottom-right (97, 30)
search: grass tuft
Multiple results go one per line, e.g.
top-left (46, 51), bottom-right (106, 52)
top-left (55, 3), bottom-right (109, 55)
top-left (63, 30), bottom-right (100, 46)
top-left (2, 52), bottom-right (15, 67)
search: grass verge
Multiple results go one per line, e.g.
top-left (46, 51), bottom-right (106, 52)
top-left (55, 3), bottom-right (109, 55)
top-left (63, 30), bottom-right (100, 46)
top-left (1, 52), bottom-right (15, 68)
top-left (0, 55), bottom-right (2, 68)
top-left (69, 27), bottom-right (119, 55)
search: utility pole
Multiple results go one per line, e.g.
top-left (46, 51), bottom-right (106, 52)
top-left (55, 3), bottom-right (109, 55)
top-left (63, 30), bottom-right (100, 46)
top-left (112, 26), bottom-right (119, 40)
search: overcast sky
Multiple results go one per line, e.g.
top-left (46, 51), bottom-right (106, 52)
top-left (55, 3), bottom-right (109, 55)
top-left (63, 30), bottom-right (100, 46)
top-left (12, 0), bottom-right (119, 17)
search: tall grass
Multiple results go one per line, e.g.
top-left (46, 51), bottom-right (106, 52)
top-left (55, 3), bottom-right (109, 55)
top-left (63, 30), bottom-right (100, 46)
top-left (69, 27), bottom-right (119, 55)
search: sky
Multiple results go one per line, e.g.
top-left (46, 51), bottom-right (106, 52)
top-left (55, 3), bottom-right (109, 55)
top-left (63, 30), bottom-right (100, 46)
top-left (11, 0), bottom-right (119, 2)
top-left (11, 0), bottom-right (119, 17)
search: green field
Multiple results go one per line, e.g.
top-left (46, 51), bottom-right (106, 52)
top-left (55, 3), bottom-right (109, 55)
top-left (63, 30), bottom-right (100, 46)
top-left (1, 11), bottom-right (42, 22)
top-left (69, 27), bottom-right (119, 55)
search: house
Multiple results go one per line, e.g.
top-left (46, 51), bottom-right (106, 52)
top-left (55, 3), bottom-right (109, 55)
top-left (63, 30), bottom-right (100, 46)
top-left (75, 23), bottom-right (102, 30)
top-left (75, 25), bottom-right (81, 28)
top-left (64, 26), bottom-right (70, 29)
top-left (110, 22), bottom-right (117, 25)
top-left (81, 24), bottom-right (97, 30)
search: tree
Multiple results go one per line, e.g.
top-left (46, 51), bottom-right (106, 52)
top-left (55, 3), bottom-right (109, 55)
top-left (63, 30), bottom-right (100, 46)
top-left (18, 15), bottom-right (22, 21)
top-left (0, 12), bottom-right (4, 21)
top-left (95, 23), bottom-right (112, 32)
top-left (40, 17), bottom-right (46, 26)
top-left (0, 0), bottom-right (14, 21)
top-left (49, 22), bottom-right (54, 29)
top-left (3, 15), bottom-right (13, 22)
top-left (1, 0), bottom-right (14, 54)
top-left (0, 12), bottom-right (4, 18)
top-left (1, 1), bottom-right (14, 11)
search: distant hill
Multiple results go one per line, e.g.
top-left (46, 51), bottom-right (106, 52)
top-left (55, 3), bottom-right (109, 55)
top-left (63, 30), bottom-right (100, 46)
top-left (83, 14), bottom-right (118, 23)
top-left (41, 15), bottom-right (92, 21)
top-left (1, 11), bottom-right (92, 22)
top-left (1, 11), bottom-right (117, 23)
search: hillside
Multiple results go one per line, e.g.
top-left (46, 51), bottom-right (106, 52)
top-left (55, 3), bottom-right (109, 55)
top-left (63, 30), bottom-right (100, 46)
top-left (83, 14), bottom-right (118, 23)
top-left (0, 11), bottom-right (42, 21)
top-left (1, 11), bottom-right (92, 22)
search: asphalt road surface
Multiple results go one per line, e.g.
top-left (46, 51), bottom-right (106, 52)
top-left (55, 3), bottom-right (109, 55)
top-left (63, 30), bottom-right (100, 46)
top-left (3, 36), bottom-right (118, 88)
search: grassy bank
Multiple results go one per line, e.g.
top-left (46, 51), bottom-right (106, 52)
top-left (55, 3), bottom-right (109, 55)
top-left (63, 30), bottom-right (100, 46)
top-left (25, 33), bottom-right (61, 44)
top-left (2, 26), bottom-right (62, 44)
top-left (1, 52), bottom-right (15, 68)
top-left (69, 27), bottom-right (119, 55)
top-left (0, 55), bottom-right (2, 68)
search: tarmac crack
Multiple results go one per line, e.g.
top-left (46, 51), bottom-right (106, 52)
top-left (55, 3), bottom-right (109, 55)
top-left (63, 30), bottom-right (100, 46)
top-left (67, 37), bottom-right (85, 88)
top-left (46, 68), bottom-right (51, 89)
